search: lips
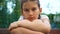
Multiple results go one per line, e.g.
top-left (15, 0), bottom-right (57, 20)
top-left (29, 17), bottom-right (34, 18)
top-left (27, 16), bottom-right (35, 19)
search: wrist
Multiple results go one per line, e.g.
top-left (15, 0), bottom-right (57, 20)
top-left (17, 21), bottom-right (22, 27)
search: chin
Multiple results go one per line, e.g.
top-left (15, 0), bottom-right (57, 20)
top-left (28, 18), bottom-right (36, 22)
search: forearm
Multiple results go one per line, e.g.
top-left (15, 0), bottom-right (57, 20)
top-left (10, 27), bottom-right (24, 34)
top-left (19, 20), bottom-right (51, 33)
top-left (10, 27), bottom-right (45, 34)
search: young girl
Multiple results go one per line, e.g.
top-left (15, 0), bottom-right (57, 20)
top-left (9, 0), bottom-right (51, 34)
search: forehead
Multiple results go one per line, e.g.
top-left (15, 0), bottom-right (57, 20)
top-left (23, 2), bottom-right (38, 9)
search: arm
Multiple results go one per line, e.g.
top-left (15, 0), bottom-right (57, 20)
top-left (19, 19), bottom-right (51, 33)
top-left (10, 27), bottom-right (23, 34)
top-left (9, 16), bottom-right (51, 33)
top-left (10, 27), bottom-right (45, 34)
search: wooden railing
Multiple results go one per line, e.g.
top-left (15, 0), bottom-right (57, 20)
top-left (0, 28), bottom-right (60, 34)
top-left (0, 28), bottom-right (10, 34)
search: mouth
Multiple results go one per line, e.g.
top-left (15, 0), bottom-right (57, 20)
top-left (28, 17), bottom-right (35, 20)
top-left (29, 17), bottom-right (34, 19)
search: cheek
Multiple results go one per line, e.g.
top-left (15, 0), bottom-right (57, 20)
top-left (22, 11), bottom-right (27, 15)
top-left (22, 12), bottom-right (29, 18)
top-left (33, 12), bottom-right (40, 18)
top-left (22, 12), bottom-right (26, 16)
top-left (35, 9), bottom-right (40, 15)
top-left (34, 11), bottom-right (40, 15)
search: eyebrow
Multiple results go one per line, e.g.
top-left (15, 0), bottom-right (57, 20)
top-left (30, 0), bottom-right (37, 1)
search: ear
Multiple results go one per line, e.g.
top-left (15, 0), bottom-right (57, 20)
top-left (39, 8), bottom-right (42, 14)
top-left (40, 8), bottom-right (42, 12)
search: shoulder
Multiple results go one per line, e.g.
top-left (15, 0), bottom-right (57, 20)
top-left (40, 15), bottom-right (50, 23)
top-left (18, 15), bottom-right (24, 21)
top-left (40, 15), bottom-right (49, 20)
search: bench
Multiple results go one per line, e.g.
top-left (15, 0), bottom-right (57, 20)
top-left (0, 28), bottom-right (60, 34)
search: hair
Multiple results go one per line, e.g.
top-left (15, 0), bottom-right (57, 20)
top-left (20, 0), bottom-right (40, 9)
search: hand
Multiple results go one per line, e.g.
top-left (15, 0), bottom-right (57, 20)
top-left (8, 21), bottom-right (20, 31)
top-left (8, 19), bottom-right (31, 31)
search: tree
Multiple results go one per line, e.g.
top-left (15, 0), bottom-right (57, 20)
top-left (0, 0), bottom-right (21, 28)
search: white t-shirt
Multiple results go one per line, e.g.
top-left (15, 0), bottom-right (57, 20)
top-left (18, 15), bottom-right (49, 21)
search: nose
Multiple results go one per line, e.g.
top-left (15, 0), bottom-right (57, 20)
top-left (29, 10), bottom-right (33, 16)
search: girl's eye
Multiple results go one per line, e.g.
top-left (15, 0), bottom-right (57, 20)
top-left (30, 0), bottom-right (36, 1)
top-left (30, 0), bottom-right (35, 1)
top-left (24, 9), bottom-right (29, 12)
top-left (32, 8), bottom-right (36, 11)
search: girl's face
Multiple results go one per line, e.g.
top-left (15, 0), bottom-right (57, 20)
top-left (22, 1), bottom-right (42, 21)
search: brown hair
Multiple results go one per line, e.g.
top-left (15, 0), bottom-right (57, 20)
top-left (20, 0), bottom-right (40, 9)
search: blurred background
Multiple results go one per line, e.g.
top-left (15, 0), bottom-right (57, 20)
top-left (0, 0), bottom-right (60, 30)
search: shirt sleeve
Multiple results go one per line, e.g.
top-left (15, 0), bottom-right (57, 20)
top-left (18, 15), bottom-right (24, 21)
top-left (40, 15), bottom-right (49, 20)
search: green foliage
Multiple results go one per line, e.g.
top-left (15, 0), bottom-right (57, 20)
top-left (0, 0), bottom-right (4, 3)
top-left (48, 14), bottom-right (55, 23)
top-left (0, 0), bottom-right (21, 28)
